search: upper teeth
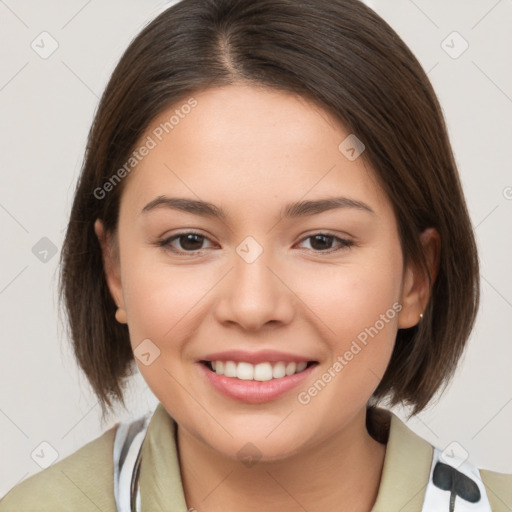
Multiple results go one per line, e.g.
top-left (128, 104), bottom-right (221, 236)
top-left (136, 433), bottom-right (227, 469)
top-left (210, 361), bottom-right (308, 381)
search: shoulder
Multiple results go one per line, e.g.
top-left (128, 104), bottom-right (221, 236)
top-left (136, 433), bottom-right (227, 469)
top-left (370, 407), bottom-right (512, 512)
top-left (0, 424), bottom-right (119, 512)
top-left (479, 468), bottom-right (512, 511)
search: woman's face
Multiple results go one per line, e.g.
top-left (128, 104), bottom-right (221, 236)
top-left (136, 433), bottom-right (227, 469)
top-left (97, 84), bottom-right (425, 461)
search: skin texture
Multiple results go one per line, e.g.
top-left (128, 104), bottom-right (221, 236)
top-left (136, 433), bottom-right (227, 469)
top-left (95, 84), bottom-right (439, 511)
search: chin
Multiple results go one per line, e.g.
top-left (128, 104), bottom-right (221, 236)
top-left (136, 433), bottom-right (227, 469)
top-left (212, 436), bottom-right (307, 465)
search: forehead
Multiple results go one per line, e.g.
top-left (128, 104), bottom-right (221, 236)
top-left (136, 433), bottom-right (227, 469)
top-left (119, 84), bottom-right (391, 219)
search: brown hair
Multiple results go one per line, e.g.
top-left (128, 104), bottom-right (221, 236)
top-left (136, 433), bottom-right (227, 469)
top-left (59, 0), bottom-right (479, 422)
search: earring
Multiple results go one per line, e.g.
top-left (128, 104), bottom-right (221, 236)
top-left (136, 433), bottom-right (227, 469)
top-left (419, 313), bottom-right (424, 320)
top-left (115, 305), bottom-right (127, 324)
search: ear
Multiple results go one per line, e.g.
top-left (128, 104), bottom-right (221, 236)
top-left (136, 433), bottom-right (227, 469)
top-left (398, 228), bottom-right (441, 329)
top-left (94, 219), bottom-right (126, 323)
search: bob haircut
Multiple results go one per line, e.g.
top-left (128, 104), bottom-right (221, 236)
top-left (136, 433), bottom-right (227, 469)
top-left (59, 0), bottom-right (479, 422)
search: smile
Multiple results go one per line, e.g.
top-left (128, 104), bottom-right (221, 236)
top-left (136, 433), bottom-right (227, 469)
top-left (198, 359), bottom-right (319, 404)
top-left (202, 360), bottom-right (316, 381)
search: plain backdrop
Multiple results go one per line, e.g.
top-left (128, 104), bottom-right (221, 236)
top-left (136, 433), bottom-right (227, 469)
top-left (0, 0), bottom-right (511, 496)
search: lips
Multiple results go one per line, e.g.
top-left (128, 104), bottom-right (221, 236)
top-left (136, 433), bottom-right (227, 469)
top-left (197, 349), bottom-right (319, 403)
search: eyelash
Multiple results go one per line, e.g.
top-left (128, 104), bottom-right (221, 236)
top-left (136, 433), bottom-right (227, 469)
top-left (156, 231), bottom-right (355, 255)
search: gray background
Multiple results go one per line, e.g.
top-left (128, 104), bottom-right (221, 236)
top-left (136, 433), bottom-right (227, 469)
top-left (1, 0), bottom-right (511, 495)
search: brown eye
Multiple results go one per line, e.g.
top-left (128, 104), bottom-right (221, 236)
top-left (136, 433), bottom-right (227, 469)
top-left (310, 234), bottom-right (335, 251)
top-left (175, 233), bottom-right (205, 251)
top-left (298, 233), bottom-right (354, 253)
top-left (158, 232), bottom-right (215, 253)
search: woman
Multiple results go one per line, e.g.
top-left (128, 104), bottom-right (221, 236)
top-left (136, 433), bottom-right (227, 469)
top-left (1, 0), bottom-right (510, 510)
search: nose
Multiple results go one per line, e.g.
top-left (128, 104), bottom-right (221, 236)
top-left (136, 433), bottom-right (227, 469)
top-left (213, 247), bottom-right (295, 331)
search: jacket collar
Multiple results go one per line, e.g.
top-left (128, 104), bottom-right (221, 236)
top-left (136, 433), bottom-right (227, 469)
top-left (138, 403), bottom-right (188, 510)
top-left (371, 410), bottom-right (433, 511)
top-left (139, 403), bottom-right (433, 511)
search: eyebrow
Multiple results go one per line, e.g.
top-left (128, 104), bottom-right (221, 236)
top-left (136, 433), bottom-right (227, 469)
top-left (140, 195), bottom-right (375, 219)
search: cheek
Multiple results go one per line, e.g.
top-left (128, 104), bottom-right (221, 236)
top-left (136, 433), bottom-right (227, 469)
top-left (124, 268), bottom-right (207, 340)
top-left (119, 248), bottom-right (220, 409)
top-left (290, 249), bottom-right (403, 392)
top-left (295, 255), bottom-right (402, 338)
top-left (293, 264), bottom-right (401, 410)
top-left (120, 241), bottom-right (224, 351)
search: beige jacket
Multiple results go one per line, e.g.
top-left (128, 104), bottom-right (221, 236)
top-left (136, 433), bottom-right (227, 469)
top-left (1, 403), bottom-right (510, 511)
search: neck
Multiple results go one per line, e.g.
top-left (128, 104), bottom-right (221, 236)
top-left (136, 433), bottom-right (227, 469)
top-left (176, 406), bottom-right (388, 512)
